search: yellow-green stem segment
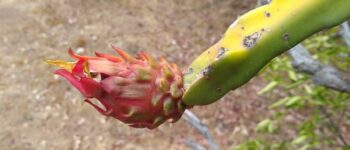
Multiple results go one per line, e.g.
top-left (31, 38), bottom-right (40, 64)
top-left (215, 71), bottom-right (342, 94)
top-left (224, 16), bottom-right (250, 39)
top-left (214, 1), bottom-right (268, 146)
top-left (183, 0), bottom-right (350, 105)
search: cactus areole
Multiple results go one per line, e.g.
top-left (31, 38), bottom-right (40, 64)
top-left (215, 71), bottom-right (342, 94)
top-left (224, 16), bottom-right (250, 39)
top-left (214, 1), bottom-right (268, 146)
top-left (47, 47), bottom-right (187, 129)
top-left (48, 0), bottom-right (350, 128)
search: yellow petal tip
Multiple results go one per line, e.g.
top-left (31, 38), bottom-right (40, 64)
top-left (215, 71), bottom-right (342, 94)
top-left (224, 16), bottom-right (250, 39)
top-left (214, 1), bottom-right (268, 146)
top-left (45, 59), bottom-right (75, 71)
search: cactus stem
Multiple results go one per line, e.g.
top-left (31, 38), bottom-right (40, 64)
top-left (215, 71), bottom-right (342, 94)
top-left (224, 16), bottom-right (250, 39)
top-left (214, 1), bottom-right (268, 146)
top-left (183, 0), bottom-right (350, 105)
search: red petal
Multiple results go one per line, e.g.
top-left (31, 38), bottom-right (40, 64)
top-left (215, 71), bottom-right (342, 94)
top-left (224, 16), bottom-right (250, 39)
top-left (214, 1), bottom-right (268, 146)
top-left (88, 59), bottom-right (126, 75)
top-left (111, 45), bottom-right (136, 62)
top-left (95, 52), bottom-right (122, 62)
top-left (68, 48), bottom-right (102, 60)
top-left (137, 52), bottom-right (148, 61)
top-left (85, 99), bottom-right (113, 116)
top-left (100, 76), bottom-right (126, 96)
top-left (117, 70), bottom-right (132, 78)
top-left (55, 69), bottom-right (90, 97)
top-left (72, 59), bottom-right (86, 78)
top-left (80, 77), bottom-right (103, 98)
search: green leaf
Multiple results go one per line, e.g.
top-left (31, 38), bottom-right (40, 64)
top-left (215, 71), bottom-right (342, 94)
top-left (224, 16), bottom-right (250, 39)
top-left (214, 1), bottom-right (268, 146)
top-left (343, 145), bottom-right (350, 150)
top-left (269, 97), bottom-right (290, 109)
top-left (299, 144), bottom-right (312, 150)
top-left (292, 135), bottom-right (308, 145)
top-left (255, 119), bottom-right (276, 133)
top-left (303, 85), bottom-right (313, 94)
top-left (285, 79), bottom-right (306, 89)
top-left (235, 140), bottom-right (265, 150)
top-left (288, 70), bottom-right (298, 81)
top-left (271, 142), bottom-right (287, 150)
top-left (284, 96), bottom-right (303, 108)
top-left (258, 81), bottom-right (278, 95)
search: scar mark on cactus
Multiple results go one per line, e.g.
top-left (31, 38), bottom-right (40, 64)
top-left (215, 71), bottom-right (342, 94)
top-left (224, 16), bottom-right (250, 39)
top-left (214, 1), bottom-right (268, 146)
top-left (184, 68), bottom-right (193, 76)
top-left (216, 47), bottom-right (227, 60)
top-left (243, 32), bottom-right (261, 48)
top-left (201, 65), bottom-right (213, 79)
top-left (216, 88), bottom-right (222, 92)
top-left (264, 11), bottom-right (271, 17)
top-left (283, 33), bottom-right (289, 41)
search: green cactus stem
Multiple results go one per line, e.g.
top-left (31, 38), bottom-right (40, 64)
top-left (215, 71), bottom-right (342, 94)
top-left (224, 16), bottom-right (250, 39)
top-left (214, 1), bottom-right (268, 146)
top-left (183, 0), bottom-right (350, 105)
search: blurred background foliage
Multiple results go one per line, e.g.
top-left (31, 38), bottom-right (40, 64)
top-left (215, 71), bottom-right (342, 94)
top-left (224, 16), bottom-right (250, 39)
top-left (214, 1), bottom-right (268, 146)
top-left (235, 26), bottom-right (350, 150)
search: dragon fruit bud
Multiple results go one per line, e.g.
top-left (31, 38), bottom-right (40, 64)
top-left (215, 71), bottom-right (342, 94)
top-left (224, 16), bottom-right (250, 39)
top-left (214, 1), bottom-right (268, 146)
top-left (47, 46), bottom-right (188, 129)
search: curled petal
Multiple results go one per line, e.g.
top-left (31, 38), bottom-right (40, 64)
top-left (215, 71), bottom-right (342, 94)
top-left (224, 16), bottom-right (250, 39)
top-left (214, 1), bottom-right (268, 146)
top-left (85, 99), bottom-right (113, 116)
top-left (140, 51), bottom-right (158, 68)
top-left (111, 45), bottom-right (136, 62)
top-left (54, 69), bottom-right (90, 97)
top-left (72, 59), bottom-right (87, 78)
top-left (68, 48), bottom-right (102, 60)
top-left (95, 52), bottom-right (122, 62)
top-left (137, 52), bottom-right (148, 61)
top-left (55, 69), bottom-right (103, 98)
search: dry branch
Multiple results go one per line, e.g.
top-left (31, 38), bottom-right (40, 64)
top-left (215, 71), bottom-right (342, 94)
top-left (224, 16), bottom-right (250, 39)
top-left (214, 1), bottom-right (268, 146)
top-left (288, 44), bottom-right (350, 93)
top-left (183, 110), bottom-right (219, 150)
top-left (341, 22), bottom-right (350, 46)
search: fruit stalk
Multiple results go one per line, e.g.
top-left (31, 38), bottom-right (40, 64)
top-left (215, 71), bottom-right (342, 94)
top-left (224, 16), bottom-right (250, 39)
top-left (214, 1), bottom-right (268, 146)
top-left (183, 0), bottom-right (350, 105)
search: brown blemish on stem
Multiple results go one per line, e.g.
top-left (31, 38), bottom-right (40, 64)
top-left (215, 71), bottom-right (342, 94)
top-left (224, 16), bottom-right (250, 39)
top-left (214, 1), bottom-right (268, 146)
top-left (283, 33), bottom-right (289, 41)
top-left (184, 67), bottom-right (193, 76)
top-left (216, 47), bottom-right (227, 60)
top-left (201, 65), bottom-right (213, 80)
top-left (243, 32), bottom-right (261, 48)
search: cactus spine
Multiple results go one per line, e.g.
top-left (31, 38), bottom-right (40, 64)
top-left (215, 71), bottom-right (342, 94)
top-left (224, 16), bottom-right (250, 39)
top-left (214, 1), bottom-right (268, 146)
top-left (183, 0), bottom-right (350, 105)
